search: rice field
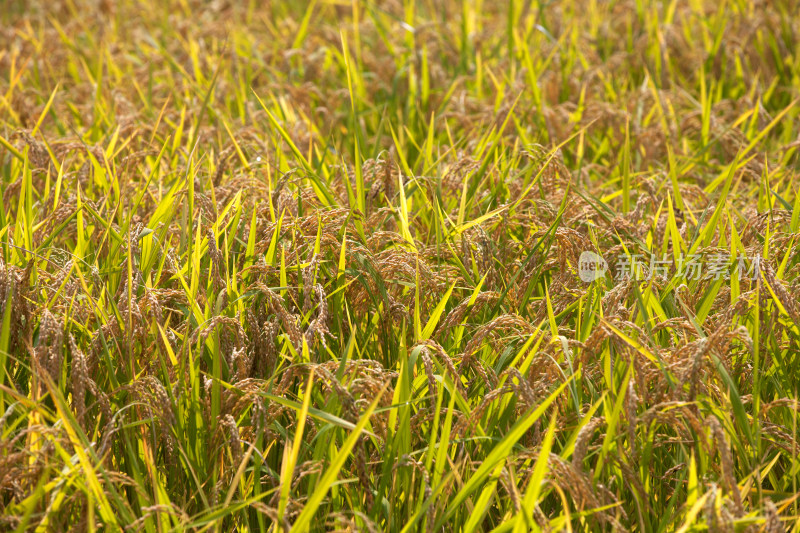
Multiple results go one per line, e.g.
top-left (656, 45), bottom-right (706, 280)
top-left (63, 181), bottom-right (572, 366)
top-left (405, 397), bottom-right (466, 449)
top-left (1, 0), bottom-right (800, 531)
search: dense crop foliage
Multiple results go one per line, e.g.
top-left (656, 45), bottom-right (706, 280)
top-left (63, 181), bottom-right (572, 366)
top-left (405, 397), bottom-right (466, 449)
top-left (1, 0), bottom-right (800, 530)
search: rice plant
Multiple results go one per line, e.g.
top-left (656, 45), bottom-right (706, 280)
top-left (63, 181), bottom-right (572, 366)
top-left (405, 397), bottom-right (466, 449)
top-left (1, 0), bottom-right (799, 531)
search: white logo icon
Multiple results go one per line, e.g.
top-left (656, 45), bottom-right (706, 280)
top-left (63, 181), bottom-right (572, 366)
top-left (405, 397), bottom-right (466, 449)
top-left (578, 251), bottom-right (608, 282)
